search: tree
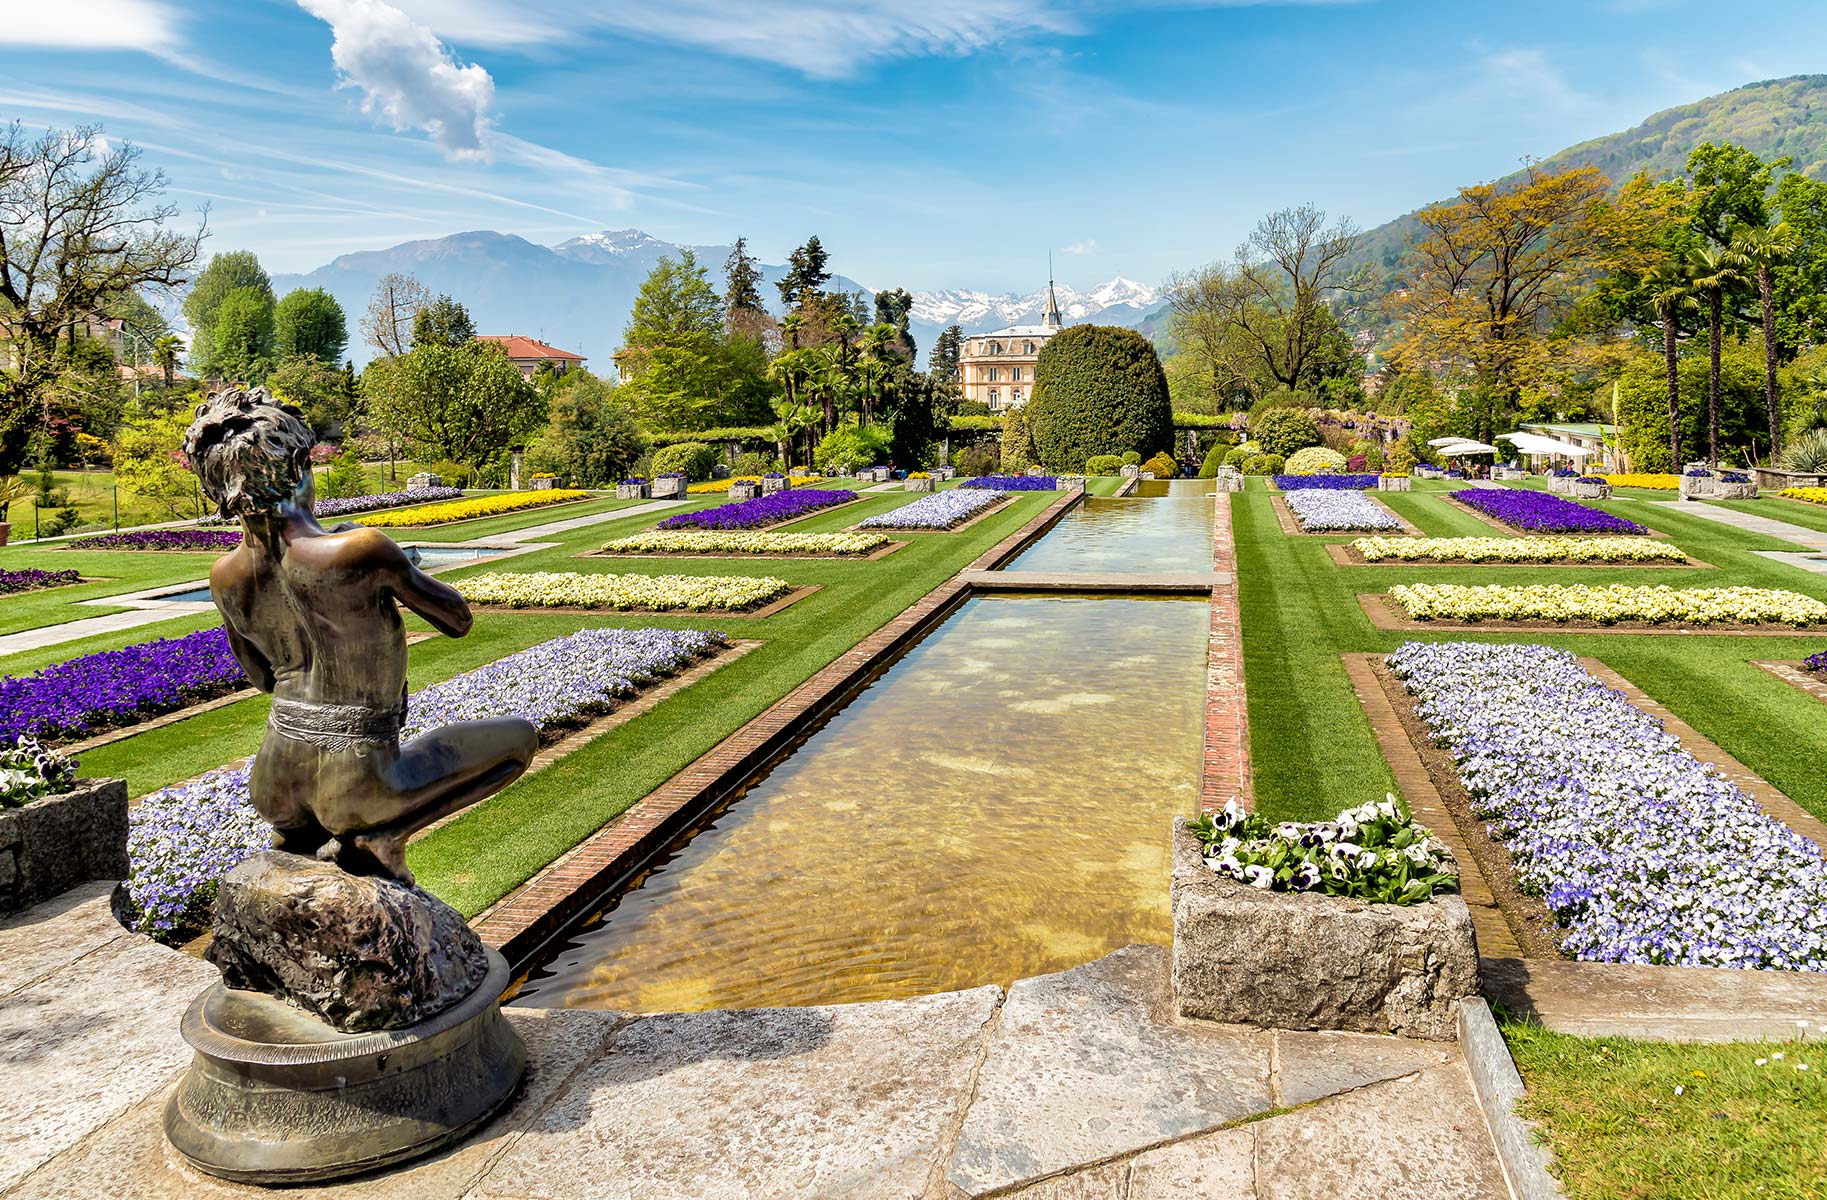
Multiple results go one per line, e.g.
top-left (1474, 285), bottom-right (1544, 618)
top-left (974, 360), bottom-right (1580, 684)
top-left (872, 287), bottom-right (916, 359)
top-left (1024, 325), bottom-right (1173, 471)
top-left (1732, 223), bottom-right (1796, 453)
top-left (209, 286), bottom-right (275, 382)
top-left (1395, 165), bottom-right (1666, 435)
top-left (151, 335), bottom-right (182, 389)
top-left (360, 271), bottom-right (430, 359)
top-left (411, 294), bottom-right (475, 348)
top-left (930, 325), bottom-right (962, 385)
top-left (723, 237), bottom-right (767, 333)
top-left (269, 353), bottom-right (353, 438)
top-left (618, 251), bottom-right (760, 432)
top-left (776, 235), bottom-right (831, 308)
top-left (1685, 142), bottom-right (1789, 247)
top-left (1646, 261), bottom-right (1698, 467)
top-left (182, 250), bottom-right (270, 376)
top-left (0, 124), bottom-right (203, 472)
top-left (1689, 244), bottom-right (1750, 464)
top-left (1617, 342), bottom-right (1767, 471)
top-left (274, 287), bottom-right (348, 363)
top-left (365, 341), bottom-right (546, 466)
top-left (112, 403), bottom-right (199, 519)
top-left (541, 372), bottom-right (646, 485)
top-left (1167, 204), bottom-right (1364, 402)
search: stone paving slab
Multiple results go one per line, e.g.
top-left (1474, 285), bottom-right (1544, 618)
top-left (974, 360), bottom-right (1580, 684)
top-left (0, 882), bottom-right (130, 999)
top-left (478, 986), bottom-right (1002, 1200)
top-left (1484, 955), bottom-right (1827, 1041)
top-left (1273, 1029), bottom-right (1457, 1108)
top-left (947, 946), bottom-right (1273, 1197)
top-left (1684, 500), bottom-right (1827, 550)
top-left (0, 1008), bottom-right (626, 1200)
top-left (0, 933), bottom-right (216, 1194)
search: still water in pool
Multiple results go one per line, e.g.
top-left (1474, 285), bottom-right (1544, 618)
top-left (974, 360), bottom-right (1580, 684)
top-left (516, 594), bottom-right (1208, 1013)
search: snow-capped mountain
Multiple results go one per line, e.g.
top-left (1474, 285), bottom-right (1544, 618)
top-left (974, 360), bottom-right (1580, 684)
top-left (271, 229), bottom-right (1163, 369)
top-left (910, 277), bottom-right (1159, 330)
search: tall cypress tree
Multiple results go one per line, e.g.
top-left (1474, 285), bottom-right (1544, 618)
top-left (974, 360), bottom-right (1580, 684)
top-left (723, 237), bottom-right (766, 326)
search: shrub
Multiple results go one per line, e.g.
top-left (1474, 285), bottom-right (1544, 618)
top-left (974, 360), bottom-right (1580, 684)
top-left (1384, 442), bottom-right (1418, 474)
top-left (1121, 450), bottom-right (1143, 466)
top-left (1240, 452), bottom-right (1285, 476)
top-left (732, 450), bottom-right (774, 477)
top-left (1000, 406), bottom-right (1036, 474)
top-left (1283, 446), bottom-right (1347, 475)
top-left (1141, 451), bottom-right (1177, 478)
top-left (813, 423), bottom-right (892, 474)
top-left (1025, 326), bottom-right (1173, 471)
top-left (316, 450), bottom-right (368, 499)
top-left (1085, 454), bottom-right (1123, 476)
top-left (1251, 408), bottom-right (1321, 458)
top-left (1197, 443), bottom-right (1227, 478)
top-left (1784, 428), bottom-right (1827, 473)
top-left (952, 443), bottom-right (999, 477)
top-left (651, 441), bottom-right (719, 481)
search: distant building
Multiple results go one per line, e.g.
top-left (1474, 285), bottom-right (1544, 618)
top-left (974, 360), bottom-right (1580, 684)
top-left (958, 280), bottom-right (1064, 412)
top-left (476, 335), bottom-right (586, 379)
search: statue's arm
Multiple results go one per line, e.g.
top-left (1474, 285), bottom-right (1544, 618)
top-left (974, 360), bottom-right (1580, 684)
top-left (220, 616), bottom-right (276, 693)
top-left (365, 535), bottom-right (474, 639)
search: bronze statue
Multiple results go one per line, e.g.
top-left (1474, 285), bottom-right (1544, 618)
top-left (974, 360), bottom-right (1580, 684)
top-left (184, 388), bottom-right (537, 883)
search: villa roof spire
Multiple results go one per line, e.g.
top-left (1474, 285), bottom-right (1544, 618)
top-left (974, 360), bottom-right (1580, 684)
top-left (1043, 254), bottom-right (1062, 329)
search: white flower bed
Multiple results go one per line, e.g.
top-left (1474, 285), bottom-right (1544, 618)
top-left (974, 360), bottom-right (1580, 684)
top-left (601, 530), bottom-right (888, 556)
top-left (1388, 641), bottom-right (1827, 970)
top-left (455, 570), bottom-right (790, 612)
top-left (857, 488), bottom-right (1005, 530)
top-left (1387, 583), bottom-right (1827, 626)
top-left (1284, 489), bottom-right (1404, 532)
top-left (1353, 536), bottom-right (1687, 564)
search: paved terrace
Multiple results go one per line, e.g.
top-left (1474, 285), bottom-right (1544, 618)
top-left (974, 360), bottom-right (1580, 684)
top-left (0, 890), bottom-right (1509, 1200)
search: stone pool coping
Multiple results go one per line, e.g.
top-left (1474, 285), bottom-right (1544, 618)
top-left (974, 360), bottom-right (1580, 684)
top-left (471, 487), bottom-right (1089, 971)
top-left (1348, 647), bottom-right (1827, 1041)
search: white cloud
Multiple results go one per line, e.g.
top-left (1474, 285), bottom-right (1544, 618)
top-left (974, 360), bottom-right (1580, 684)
top-left (297, 0), bottom-right (496, 160)
top-left (1060, 239), bottom-right (1098, 254)
top-left (1476, 48), bottom-right (1601, 119)
top-left (0, 0), bottom-right (179, 50)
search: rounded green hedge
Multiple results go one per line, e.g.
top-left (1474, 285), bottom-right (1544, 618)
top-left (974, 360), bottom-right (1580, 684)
top-left (652, 441), bottom-right (719, 480)
top-left (1025, 326), bottom-right (1172, 472)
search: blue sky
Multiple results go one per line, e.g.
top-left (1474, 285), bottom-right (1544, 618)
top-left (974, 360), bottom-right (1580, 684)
top-left (5, 0), bottom-right (1826, 294)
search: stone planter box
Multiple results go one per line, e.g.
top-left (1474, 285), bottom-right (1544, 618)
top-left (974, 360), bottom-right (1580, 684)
top-left (1169, 820), bottom-right (1477, 1040)
top-left (1024, 465), bottom-right (1047, 477)
top-left (615, 483), bottom-right (651, 500)
top-left (651, 476), bottom-right (685, 499)
top-left (761, 475), bottom-right (789, 495)
top-left (789, 467), bottom-right (812, 479)
top-left (1492, 467), bottom-right (1527, 481)
top-left (407, 472), bottom-right (442, 491)
top-left (930, 466), bottom-right (956, 481)
top-left (1056, 474), bottom-right (1087, 492)
top-left (1714, 480), bottom-right (1758, 500)
top-left (1570, 481), bottom-right (1609, 500)
top-left (1678, 474), bottom-right (1715, 501)
top-left (1120, 465), bottom-right (1142, 479)
top-left (727, 482), bottom-right (760, 501)
top-left (1377, 475), bottom-right (1411, 493)
top-left (903, 476), bottom-right (935, 493)
top-left (1212, 473), bottom-right (1245, 493)
top-left (0, 779), bottom-right (129, 916)
top-left (530, 477), bottom-right (558, 491)
top-left (1544, 475), bottom-right (1575, 495)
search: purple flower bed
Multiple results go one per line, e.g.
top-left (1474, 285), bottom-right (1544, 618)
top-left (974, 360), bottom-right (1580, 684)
top-left (1806, 649), bottom-right (1827, 674)
top-left (1451, 487), bottom-right (1646, 535)
top-left (960, 475), bottom-right (1057, 490)
top-left (1389, 641), bottom-right (1827, 971)
top-left (0, 567), bottom-right (82, 594)
top-left (124, 627), bottom-right (727, 937)
top-left (0, 628), bottom-right (246, 743)
top-left (857, 488), bottom-right (1005, 530)
top-left (314, 486), bottom-right (462, 519)
top-left (659, 487), bottom-right (857, 530)
top-left (66, 529), bottom-right (243, 552)
top-left (1271, 474), bottom-right (1380, 491)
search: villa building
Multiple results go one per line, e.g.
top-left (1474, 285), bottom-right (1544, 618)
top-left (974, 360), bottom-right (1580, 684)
top-left (958, 281), bottom-right (1064, 411)
top-left (476, 334), bottom-right (587, 379)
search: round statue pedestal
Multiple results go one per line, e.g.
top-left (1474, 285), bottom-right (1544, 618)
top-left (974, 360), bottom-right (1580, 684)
top-left (164, 949), bottom-right (524, 1184)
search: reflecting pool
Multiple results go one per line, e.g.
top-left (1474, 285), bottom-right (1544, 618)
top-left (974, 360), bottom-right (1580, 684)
top-left (1003, 478), bottom-right (1213, 574)
top-left (516, 594), bottom-right (1207, 1013)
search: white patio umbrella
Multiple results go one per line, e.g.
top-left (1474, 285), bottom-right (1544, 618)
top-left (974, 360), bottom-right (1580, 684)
top-left (1437, 441), bottom-right (1502, 456)
top-left (1426, 436), bottom-right (1475, 448)
top-left (1498, 432), bottom-right (1592, 458)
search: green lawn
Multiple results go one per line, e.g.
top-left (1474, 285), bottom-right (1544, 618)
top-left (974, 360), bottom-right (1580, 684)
top-left (1504, 1019), bottom-right (1827, 1200)
top-left (1239, 477), bottom-right (1827, 825)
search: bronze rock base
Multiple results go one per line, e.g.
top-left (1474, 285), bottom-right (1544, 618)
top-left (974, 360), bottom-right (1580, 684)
top-left (163, 948), bottom-right (525, 1185)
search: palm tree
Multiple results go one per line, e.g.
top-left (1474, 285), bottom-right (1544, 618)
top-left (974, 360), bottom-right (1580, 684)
top-left (1689, 244), bottom-right (1750, 465)
top-left (151, 335), bottom-right (182, 389)
top-left (1646, 261), bottom-right (1698, 469)
top-left (1731, 223), bottom-right (1797, 456)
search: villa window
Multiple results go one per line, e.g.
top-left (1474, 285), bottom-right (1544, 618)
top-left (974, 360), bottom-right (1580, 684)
top-left (1012, 367), bottom-right (1023, 381)
top-left (987, 367), bottom-right (999, 382)
top-left (990, 342), bottom-right (1003, 354)
top-left (989, 388), bottom-right (999, 407)
top-left (1023, 341), bottom-right (1035, 354)
top-left (1013, 388), bottom-right (1024, 404)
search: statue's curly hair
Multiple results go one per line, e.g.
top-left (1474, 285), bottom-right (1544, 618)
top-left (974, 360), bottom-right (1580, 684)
top-left (183, 388), bottom-right (316, 518)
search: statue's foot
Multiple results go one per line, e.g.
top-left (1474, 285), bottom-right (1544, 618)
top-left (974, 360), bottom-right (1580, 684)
top-left (336, 833), bottom-right (415, 888)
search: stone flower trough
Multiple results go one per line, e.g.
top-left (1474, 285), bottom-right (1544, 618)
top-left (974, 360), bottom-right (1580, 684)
top-left (1169, 819), bottom-right (1478, 1040)
top-left (0, 778), bottom-right (128, 916)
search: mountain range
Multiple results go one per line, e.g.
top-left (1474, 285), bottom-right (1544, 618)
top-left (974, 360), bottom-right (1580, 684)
top-left (272, 230), bottom-right (1161, 370)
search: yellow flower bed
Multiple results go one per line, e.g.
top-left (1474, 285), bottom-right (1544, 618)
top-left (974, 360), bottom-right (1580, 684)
top-left (455, 570), bottom-right (788, 611)
top-left (686, 475), bottom-right (824, 495)
top-left (1388, 583), bottom-right (1827, 626)
top-left (1779, 487), bottom-right (1827, 506)
top-left (1599, 474), bottom-right (1679, 491)
top-left (356, 489), bottom-right (590, 528)
top-left (1353, 536), bottom-right (1685, 564)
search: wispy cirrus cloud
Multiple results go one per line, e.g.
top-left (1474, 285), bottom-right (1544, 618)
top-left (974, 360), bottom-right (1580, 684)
top-left (298, 0), bottom-right (496, 160)
top-left (1, 0), bottom-right (181, 50)
top-left (1060, 239), bottom-right (1099, 254)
